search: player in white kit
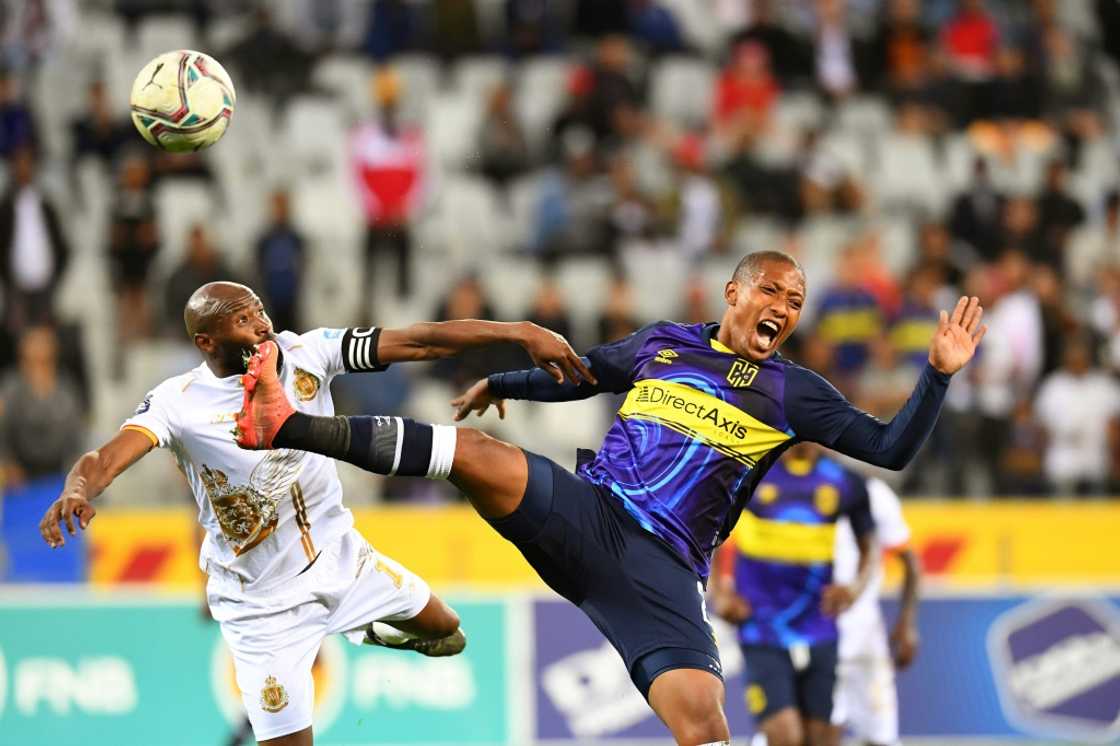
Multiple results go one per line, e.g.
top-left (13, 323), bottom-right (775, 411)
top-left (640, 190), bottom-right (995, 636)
top-left (38, 281), bottom-right (591, 745)
top-left (830, 477), bottom-right (921, 746)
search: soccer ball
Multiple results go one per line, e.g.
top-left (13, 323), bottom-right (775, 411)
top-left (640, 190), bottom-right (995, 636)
top-left (129, 50), bottom-right (236, 152)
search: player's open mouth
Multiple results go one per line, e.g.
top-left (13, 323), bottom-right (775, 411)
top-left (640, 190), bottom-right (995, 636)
top-left (755, 319), bottom-right (781, 349)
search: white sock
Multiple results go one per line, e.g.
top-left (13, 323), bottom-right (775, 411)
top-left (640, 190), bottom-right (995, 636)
top-left (426, 425), bottom-right (457, 479)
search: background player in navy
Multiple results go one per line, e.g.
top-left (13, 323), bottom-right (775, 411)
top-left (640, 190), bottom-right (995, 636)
top-left (711, 443), bottom-right (874, 746)
top-left (236, 250), bottom-right (986, 745)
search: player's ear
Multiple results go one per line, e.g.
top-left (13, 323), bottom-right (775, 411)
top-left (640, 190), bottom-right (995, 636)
top-left (724, 280), bottom-right (739, 307)
top-left (194, 333), bottom-right (214, 354)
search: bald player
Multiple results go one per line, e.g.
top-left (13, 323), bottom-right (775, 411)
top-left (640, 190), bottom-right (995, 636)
top-left (38, 281), bottom-right (592, 746)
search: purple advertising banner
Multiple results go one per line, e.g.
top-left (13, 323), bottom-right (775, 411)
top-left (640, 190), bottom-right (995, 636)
top-left (532, 599), bottom-right (758, 740)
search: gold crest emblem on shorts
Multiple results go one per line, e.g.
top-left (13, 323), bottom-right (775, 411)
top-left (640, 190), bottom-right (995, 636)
top-left (260, 675), bottom-right (289, 713)
top-left (293, 368), bottom-right (320, 401)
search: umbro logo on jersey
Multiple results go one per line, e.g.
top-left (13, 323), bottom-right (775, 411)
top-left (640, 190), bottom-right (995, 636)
top-left (655, 349), bottom-right (678, 365)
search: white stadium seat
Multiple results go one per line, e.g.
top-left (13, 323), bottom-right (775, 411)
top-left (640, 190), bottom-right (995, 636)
top-left (650, 55), bottom-right (715, 127)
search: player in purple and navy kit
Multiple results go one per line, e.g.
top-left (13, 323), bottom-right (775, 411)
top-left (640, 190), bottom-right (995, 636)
top-left (235, 251), bottom-right (986, 745)
top-left (712, 443), bottom-right (874, 746)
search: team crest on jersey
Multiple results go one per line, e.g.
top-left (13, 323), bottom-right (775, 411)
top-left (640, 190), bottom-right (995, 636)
top-left (654, 349), bottom-right (678, 365)
top-left (293, 368), bottom-right (320, 401)
top-left (260, 675), bottom-right (289, 713)
top-left (726, 360), bottom-right (759, 388)
top-left (134, 396), bottom-right (152, 415)
top-left (814, 484), bottom-right (839, 516)
top-left (201, 465), bottom-right (279, 555)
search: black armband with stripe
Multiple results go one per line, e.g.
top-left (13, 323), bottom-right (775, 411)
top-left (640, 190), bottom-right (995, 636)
top-left (341, 327), bottom-right (388, 372)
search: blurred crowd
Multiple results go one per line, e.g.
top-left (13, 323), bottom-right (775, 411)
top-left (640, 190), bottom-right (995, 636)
top-left (2, 0), bottom-right (1120, 506)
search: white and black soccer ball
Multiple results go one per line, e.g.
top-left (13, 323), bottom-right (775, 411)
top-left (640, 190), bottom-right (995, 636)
top-left (129, 50), bottom-right (236, 152)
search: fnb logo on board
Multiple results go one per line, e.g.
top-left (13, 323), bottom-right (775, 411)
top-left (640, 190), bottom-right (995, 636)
top-left (988, 598), bottom-right (1120, 742)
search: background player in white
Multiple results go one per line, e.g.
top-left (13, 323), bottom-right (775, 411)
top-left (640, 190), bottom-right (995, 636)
top-left (830, 477), bottom-right (921, 746)
top-left (37, 281), bottom-right (591, 746)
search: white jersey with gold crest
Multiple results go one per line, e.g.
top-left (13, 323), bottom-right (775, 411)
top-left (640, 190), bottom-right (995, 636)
top-left (122, 327), bottom-right (386, 585)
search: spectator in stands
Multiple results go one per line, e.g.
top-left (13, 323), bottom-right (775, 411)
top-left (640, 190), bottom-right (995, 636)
top-left (362, 0), bottom-right (422, 61)
top-left (855, 336), bottom-right (917, 421)
top-left (865, 0), bottom-right (933, 96)
top-left (726, 0), bottom-right (812, 87)
top-left (597, 266), bottom-right (640, 343)
top-left (949, 157), bottom-right (1004, 260)
top-left (1067, 190), bottom-right (1120, 295)
top-left (504, 0), bottom-right (567, 57)
top-left (254, 189), bottom-right (306, 335)
top-left (526, 273), bottom-right (574, 344)
top-left (1, 0), bottom-right (75, 72)
top-left (430, 0), bottom-right (484, 61)
top-left (1040, 21), bottom-right (1105, 162)
top-left (1033, 265), bottom-right (1076, 376)
top-left (1036, 160), bottom-right (1085, 261)
top-left (814, 242), bottom-right (885, 380)
top-left (811, 0), bottom-right (860, 100)
top-left (0, 146), bottom-right (69, 334)
top-left (70, 80), bottom-right (131, 164)
top-left (531, 127), bottom-right (611, 259)
top-left (714, 39), bottom-right (778, 144)
top-left (669, 133), bottom-right (723, 259)
top-left (0, 325), bottom-right (84, 487)
top-left (975, 249), bottom-right (1043, 494)
top-left (999, 195), bottom-right (1051, 269)
top-left (628, 0), bottom-right (686, 57)
top-left (997, 398), bottom-right (1049, 495)
top-left (891, 263), bottom-right (944, 369)
top-left (1035, 335), bottom-right (1120, 495)
top-left (0, 71), bottom-right (35, 157)
top-left (603, 153), bottom-right (657, 253)
top-left (107, 151), bottom-right (160, 375)
top-left (679, 274), bottom-right (711, 325)
top-left (163, 224), bottom-right (240, 338)
top-left (350, 69), bottom-right (425, 309)
top-left (477, 80), bottom-right (531, 195)
top-left (581, 35), bottom-right (646, 147)
top-left (940, 0), bottom-right (1000, 124)
top-left (916, 220), bottom-right (969, 287)
top-left (798, 128), bottom-right (864, 216)
top-left (574, 0), bottom-right (629, 38)
top-left (224, 6), bottom-right (313, 111)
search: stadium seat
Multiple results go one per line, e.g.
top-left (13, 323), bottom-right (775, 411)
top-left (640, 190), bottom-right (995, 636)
top-left (515, 58), bottom-right (571, 156)
top-left (451, 55), bottom-right (511, 101)
top-left (555, 258), bottom-right (613, 341)
top-left (282, 95), bottom-right (349, 177)
top-left (621, 247), bottom-right (689, 320)
top-left (425, 93), bottom-right (484, 171)
top-left (312, 54), bottom-right (376, 121)
top-left (427, 176), bottom-right (510, 266)
top-left (874, 132), bottom-right (947, 216)
top-left (659, 0), bottom-right (725, 55)
top-left (479, 256), bottom-right (540, 322)
top-left (834, 96), bottom-right (893, 138)
top-left (650, 56), bottom-right (715, 128)
top-left (774, 92), bottom-right (825, 133)
top-left (153, 181), bottom-right (219, 276)
top-left (135, 15), bottom-right (197, 64)
top-left (393, 54), bottom-right (442, 121)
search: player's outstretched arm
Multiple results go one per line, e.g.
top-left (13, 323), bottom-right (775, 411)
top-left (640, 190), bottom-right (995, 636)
top-left (786, 297), bottom-right (984, 470)
top-left (378, 320), bottom-right (595, 385)
top-left (891, 548), bottom-right (922, 669)
top-left (451, 322), bottom-right (662, 420)
top-left (39, 429), bottom-right (154, 548)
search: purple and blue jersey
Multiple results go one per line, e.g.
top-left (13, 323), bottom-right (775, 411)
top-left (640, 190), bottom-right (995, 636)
top-left (730, 456), bottom-right (873, 647)
top-left (489, 320), bottom-right (949, 579)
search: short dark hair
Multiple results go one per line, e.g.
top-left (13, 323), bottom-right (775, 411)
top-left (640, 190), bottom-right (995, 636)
top-left (732, 250), bottom-right (805, 285)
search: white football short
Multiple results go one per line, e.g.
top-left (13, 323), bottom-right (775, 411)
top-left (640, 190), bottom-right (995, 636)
top-left (831, 649), bottom-right (899, 746)
top-left (207, 528), bottom-right (431, 741)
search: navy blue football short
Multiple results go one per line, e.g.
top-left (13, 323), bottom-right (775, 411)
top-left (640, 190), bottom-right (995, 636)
top-left (487, 450), bottom-right (723, 698)
top-left (741, 641), bottom-right (838, 723)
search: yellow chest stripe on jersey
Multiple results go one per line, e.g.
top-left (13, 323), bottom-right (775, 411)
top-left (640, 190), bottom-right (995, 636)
top-left (732, 513), bottom-right (837, 565)
top-left (618, 378), bottom-right (790, 466)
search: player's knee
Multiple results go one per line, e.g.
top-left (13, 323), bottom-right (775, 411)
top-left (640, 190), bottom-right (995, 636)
top-left (434, 606), bottom-right (460, 638)
top-left (667, 680), bottom-right (727, 744)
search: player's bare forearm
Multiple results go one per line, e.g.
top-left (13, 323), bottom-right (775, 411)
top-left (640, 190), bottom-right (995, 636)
top-left (380, 320), bottom-right (594, 384)
top-left (852, 532), bottom-right (875, 599)
top-left (66, 430), bottom-right (153, 501)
